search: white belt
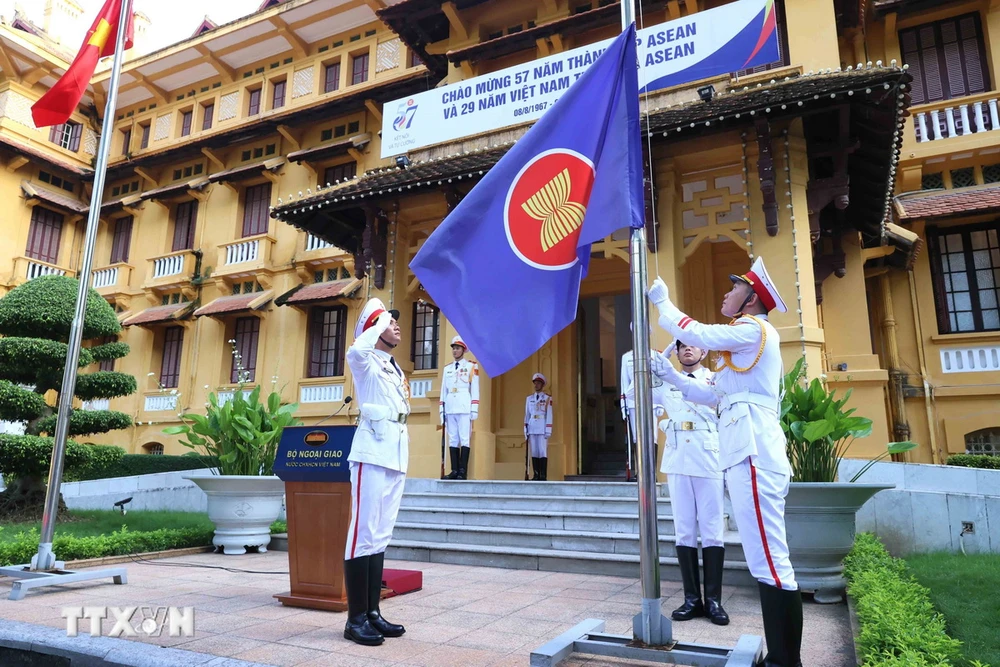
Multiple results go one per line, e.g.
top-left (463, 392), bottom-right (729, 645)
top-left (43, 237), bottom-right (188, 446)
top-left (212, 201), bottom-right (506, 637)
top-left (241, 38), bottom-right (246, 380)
top-left (719, 391), bottom-right (778, 414)
top-left (667, 420), bottom-right (715, 432)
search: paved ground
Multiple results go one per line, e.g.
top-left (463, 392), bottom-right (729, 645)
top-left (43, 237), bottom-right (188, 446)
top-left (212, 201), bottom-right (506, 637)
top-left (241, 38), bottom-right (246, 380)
top-left (0, 551), bottom-right (855, 666)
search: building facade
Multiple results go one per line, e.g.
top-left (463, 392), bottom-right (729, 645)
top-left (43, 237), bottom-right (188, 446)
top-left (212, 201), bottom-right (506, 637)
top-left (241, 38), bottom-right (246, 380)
top-left (0, 0), bottom-right (997, 479)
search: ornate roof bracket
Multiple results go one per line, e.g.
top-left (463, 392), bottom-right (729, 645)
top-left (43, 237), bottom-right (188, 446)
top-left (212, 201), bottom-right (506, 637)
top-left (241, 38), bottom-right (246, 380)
top-left (754, 118), bottom-right (779, 237)
top-left (807, 174), bottom-right (851, 243)
top-left (812, 233), bottom-right (846, 304)
top-left (355, 206), bottom-right (390, 289)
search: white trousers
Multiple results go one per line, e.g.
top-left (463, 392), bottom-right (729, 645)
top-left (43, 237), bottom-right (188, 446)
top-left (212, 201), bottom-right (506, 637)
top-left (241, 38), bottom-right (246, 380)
top-left (667, 473), bottom-right (725, 548)
top-left (345, 461), bottom-right (406, 560)
top-left (528, 434), bottom-right (549, 457)
top-left (725, 457), bottom-right (797, 590)
top-left (446, 413), bottom-right (471, 448)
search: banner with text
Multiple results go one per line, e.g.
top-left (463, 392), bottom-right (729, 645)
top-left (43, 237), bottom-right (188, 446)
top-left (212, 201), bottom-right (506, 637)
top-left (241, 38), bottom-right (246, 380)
top-left (381, 0), bottom-right (779, 157)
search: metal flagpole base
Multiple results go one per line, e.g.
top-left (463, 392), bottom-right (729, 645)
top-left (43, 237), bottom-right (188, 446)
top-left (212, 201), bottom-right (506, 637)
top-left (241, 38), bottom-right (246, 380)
top-left (0, 564), bottom-right (127, 601)
top-left (530, 618), bottom-right (764, 667)
top-left (633, 597), bottom-right (671, 645)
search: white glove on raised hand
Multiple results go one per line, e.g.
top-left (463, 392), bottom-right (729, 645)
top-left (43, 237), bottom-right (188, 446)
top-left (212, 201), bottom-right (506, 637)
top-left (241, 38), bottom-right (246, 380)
top-left (647, 277), bottom-right (670, 306)
top-left (470, 410), bottom-right (478, 421)
top-left (663, 339), bottom-right (677, 359)
top-left (649, 351), bottom-right (671, 379)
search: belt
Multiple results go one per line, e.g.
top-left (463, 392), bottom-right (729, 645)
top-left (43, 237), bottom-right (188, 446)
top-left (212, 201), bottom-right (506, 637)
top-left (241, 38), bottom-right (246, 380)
top-left (389, 414), bottom-right (408, 424)
top-left (670, 421), bottom-right (715, 432)
top-left (719, 391), bottom-right (778, 414)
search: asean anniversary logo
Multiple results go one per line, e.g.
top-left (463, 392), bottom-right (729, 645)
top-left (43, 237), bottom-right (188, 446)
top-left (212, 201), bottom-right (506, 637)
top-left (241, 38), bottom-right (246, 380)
top-left (504, 149), bottom-right (595, 271)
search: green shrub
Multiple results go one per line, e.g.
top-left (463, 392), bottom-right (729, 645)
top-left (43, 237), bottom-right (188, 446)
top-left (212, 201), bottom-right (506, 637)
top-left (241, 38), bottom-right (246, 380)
top-left (0, 526), bottom-right (213, 566)
top-left (66, 453), bottom-right (220, 481)
top-left (0, 275), bottom-right (118, 340)
top-left (271, 520), bottom-right (287, 534)
top-left (946, 455), bottom-right (1000, 470)
top-left (0, 435), bottom-right (92, 478)
top-left (845, 533), bottom-right (966, 666)
top-left (36, 410), bottom-right (133, 437)
top-left (0, 380), bottom-right (47, 422)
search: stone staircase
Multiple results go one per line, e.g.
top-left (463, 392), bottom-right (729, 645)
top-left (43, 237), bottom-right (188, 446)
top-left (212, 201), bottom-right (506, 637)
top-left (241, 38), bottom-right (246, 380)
top-left (385, 479), bottom-right (753, 584)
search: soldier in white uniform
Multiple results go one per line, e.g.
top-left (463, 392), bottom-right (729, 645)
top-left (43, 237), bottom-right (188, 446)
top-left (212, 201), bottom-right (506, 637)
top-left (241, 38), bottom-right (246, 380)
top-left (439, 335), bottom-right (480, 480)
top-left (648, 257), bottom-right (802, 667)
top-left (656, 340), bottom-right (728, 626)
top-left (620, 323), bottom-right (665, 478)
top-left (523, 373), bottom-right (553, 480)
top-left (343, 298), bottom-right (409, 647)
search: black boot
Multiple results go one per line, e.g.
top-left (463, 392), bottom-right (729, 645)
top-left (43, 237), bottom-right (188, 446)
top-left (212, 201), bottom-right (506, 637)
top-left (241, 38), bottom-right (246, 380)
top-left (531, 458), bottom-right (541, 480)
top-left (671, 546), bottom-right (704, 621)
top-left (702, 546), bottom-right (730, 626)
top-left (539, 457), bottom-right (548, 481)
top-left (367, 552), bottom-right (405, 637)
top-left (445, 448), bottom-right (461, 480)
top-left (343, 556), bottom-right (383, 646)
top-left (758, 581), bottom-right (803, 667)
top-left (457, 446), bottom-right (470, 480)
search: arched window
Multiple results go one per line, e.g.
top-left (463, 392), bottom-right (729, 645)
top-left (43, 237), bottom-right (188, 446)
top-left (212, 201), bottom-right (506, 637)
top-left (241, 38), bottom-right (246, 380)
top-left (965, 428), bottom-right (1000, 456)
top-left (143, 443), bottom-right (164, 456)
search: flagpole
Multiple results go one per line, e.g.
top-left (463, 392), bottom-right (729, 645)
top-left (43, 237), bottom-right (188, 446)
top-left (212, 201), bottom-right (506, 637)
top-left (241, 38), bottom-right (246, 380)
top-left (622, 0), bottom-right (671, 647)
top-left (32, 0), bottom-right (134, 572)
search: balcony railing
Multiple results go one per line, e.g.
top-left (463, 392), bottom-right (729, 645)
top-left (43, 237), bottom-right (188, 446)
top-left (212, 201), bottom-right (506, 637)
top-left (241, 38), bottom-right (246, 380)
top-left (299, 382), bottom-right (344, 404)
top-left (409, 379), bottom-right (433, 398)
top-left (91, 267), bottom-right (118, 289)
top-left (153, 254), bottom-right (185, 279)
top-left (82, 398), bottom-right (111, 411)
top-left (225, 238), bottom-right (260, 265)
top-left (940, 345), bottom-right (1000, 373)
top-left (144, 394), bottom-right (178, 412)
top-left (215, 235), bottom-right (274, 279)
top-left (27, 260), bottom-right (66, 280)
top-left (145, 250), bottom-right (197, 290)
top-left (911, 92), bottom-right (1000, 143)
top-left (217, 389), bottom-right (252, 405)
top-left (305, 233), bottom-right (335, 252)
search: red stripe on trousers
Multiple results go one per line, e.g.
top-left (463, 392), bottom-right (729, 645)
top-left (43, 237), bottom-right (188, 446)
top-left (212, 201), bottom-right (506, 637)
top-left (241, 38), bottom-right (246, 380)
top-left (349, 463), bottom-right (364, 559)
top-left (750, 463), bottom-right (782, 589)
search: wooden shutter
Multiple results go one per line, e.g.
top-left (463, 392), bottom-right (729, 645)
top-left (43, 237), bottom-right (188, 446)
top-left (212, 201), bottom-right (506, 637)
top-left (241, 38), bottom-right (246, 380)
top-left (232, 317), bottom-right (260, 382)
top-left (241, 183), bottom-right (271, 237)
top-left (181, 111), bottom-right (193, 136)
top-left (49, 125), bottom-right (62, 144)
top-left (159, 327), bottom-right (184, 388)
top-left (25, 207), bottom-right (64, 264)
top-left (173, 201), bottom-right (198, 251)
top-left (202, 104), bottom-right (214, 130)
top-left (68, 123), bottom-right (82, 152)
top-left (324, 63), bottom-right (340, 92)
top-left (99, 336), bottom-right (116, 371)
top-left (273, 81), bottom-right (286, 109)
top-left (900, 14), bottom-right (989, 105)
top-left (121, 129), bottom-right (131, 156)
top-left (352, 53), bottom-right (369, 85)
top-left (323, 162), bottom-right (357, 185)
top-left (140, 124), bottom-right (150, 148)
top-left (308, 307), bottom-right (346, 377)
top-left (110, 216), bottom-right (133, 264)
top-left (248, 89), bottom-right (261, 115)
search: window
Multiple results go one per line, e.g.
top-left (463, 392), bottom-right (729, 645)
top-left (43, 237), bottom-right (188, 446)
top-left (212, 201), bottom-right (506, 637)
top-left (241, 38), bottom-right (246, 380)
top-left (180, 110), bottom-right (193, 137)
top-left (25, 207), bottom-right (64, 264)
top-left (928, 223), bottom-right (1000, 333)
top-left (241, 183), bottom-right (271, 237)
top-left (159, 326), bottom-right (184, 389)
top-left (173, 201), bottom-right (198, 251)
top-left (411, 301), bottom-right (439, 370)
top-left (900, 13), bottom-right (989, 106)
top-left (324, 62), bottom-right (340, 93)
top-left (231, 317), bottom-right (260, 383)
top-left (965, 428), bottom-right (1000, 456)
top-left (99, 336), bottom-right (116, 372)
top-left (144, 443), bottom-right (165, 455)
top-left (140, 123), bottom-right (150, 149)
top-left (110, 216), bottom-right (133, 264)
top-left (308, 306), bottom-right (347, 377)
top-left (120, 128), bottom-right (131, 156)
top-left (248, 88), bottom-right (262, 116)
top-left (272, 80), bottom-right (286, 109)
top-left (351, 52), bottom-right (369, 85)
top-left (409, 50), bottom-right (423, 68)
top-left (323, 162), bottom-right (357, 186)
top-left (202, 103), bottom-right (214, 130)
top-left (49, 122), bottom-right (82, 151)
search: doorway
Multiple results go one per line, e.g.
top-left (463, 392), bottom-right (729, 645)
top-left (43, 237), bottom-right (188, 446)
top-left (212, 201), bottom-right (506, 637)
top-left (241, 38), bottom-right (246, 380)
top-left (577, 293), bottom-right (632, 477)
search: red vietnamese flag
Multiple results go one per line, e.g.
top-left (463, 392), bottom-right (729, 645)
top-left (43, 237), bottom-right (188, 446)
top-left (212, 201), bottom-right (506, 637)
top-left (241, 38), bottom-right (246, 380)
top-left (31, 0), bottom-right (134, 128)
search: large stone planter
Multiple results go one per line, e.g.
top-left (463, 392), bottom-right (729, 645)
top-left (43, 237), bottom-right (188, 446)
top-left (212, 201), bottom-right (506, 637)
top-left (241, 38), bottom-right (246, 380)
top-left (785, 482), bottom-right (893, 603)
top-left (184, 475), bottom-right (285, 555)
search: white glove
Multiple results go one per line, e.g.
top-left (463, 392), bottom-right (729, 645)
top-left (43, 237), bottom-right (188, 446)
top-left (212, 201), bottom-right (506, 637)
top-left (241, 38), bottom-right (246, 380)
top-left (650, 353), bottom-right (669, 379)
top-left (663, 340), bottom-right (677, 359)
top-left (524, 425), bottom-right (529, 439)
top-left (658, 419), bottom-right (671, 435)
top-left (470, 410), bottom-right (478, 421)
top-left (376, 310), bottom-right (393, 329)
top-left (653, 405), bottom-right (665, 418)
top-left (647, 277), bottom-right (669, 306)
top-left (545, 430), bottom-right (552, 438)
top-left (620, 401), bottom-right (628, 422)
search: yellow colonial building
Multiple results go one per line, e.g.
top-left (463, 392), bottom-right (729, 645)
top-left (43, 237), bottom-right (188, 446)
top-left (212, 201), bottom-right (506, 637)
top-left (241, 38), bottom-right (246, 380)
top-left (0, 0), bottom-right (997, 479)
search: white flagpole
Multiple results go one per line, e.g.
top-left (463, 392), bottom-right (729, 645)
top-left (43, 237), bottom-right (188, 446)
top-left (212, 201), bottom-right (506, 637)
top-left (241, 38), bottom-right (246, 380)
top-left (32, 0), bottom-right (135, 572)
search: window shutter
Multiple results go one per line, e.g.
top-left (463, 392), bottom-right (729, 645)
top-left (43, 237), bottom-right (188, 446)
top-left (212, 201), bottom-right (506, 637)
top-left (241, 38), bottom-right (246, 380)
top-left (49, 125), bottom-right (61, 144)
top-left (918, 25), bottom-right (945, 103)
top-left (959, 15), bottom-right (988, 95)
top-left (26, 208), bottom-right (64, 264)
top-left (68, 123), bottom-right (82, 152)
top-left (242, 183), bottom-right (271, 237)
top-left (160, 327), bottom-right (184, 388)
top-left (926, 233), bottom-right (952, 334)
top-left (232, 317), bottom-right (260, 382)
top-left (900, 29), bottom-right (926, 104)
top-left (110, 216), bottom-right (133, 264)
top-left (173, 201), bottom-right (197, 251)
top-left (202, 104), bottom-right (214, 130)
top-left (308, 308), bottom-right (323, 377)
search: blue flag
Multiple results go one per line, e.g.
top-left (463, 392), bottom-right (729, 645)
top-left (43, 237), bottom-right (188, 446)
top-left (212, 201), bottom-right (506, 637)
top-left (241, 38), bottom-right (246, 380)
top-left (410, 24), bottom-right (644, 377)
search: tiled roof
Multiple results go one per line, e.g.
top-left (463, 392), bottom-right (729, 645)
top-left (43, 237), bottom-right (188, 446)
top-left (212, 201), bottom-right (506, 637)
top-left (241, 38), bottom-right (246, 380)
top-left (140, 177), bottom-right (210, 201)
top-left (194, 292), bottom-right (273, 318)
top-left (894, 186), bottom-right (1000, 220)
top-left (0, 135), bottom-right (90, 176)
top-left (288, 135), bottom-right (370, 165)
top-left (21, 181), bottom-right (89, 214)
top-left (276, 279), bottom-right (362, 307)
top-left (122, 303), bottom-right (193, 327)
top-left (209, 158), bottom-right (285, 184)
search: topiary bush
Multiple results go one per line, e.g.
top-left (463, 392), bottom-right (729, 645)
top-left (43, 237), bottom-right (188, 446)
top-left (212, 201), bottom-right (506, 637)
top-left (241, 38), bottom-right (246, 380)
top-left (65, 453), bottom-right (220, 481)
top-left (0, 276), bottom-right (136, 520)
top-left (946, 454), bottom-right (1000, 470)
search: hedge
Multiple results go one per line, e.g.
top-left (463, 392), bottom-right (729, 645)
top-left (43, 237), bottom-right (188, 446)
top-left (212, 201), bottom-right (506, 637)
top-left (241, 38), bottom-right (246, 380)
top-left (946, 454), bottom-right (1000, 470)
top-left (66, 452), bottom-right (221, 481)
top-left (844, 533), bottom-right (975, 666)
top-left (0, 526), bottom-right (214, 566)
top-left (0, 435), bottom-right (92, 479)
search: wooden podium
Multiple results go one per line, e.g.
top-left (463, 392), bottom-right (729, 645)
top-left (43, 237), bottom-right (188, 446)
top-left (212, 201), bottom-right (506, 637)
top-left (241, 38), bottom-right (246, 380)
top-left (272, 426), bottom-right (356, 611)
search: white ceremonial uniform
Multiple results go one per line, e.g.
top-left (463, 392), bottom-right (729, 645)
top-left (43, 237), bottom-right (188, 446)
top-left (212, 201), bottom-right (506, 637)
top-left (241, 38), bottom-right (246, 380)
top-left (439, 358), bottom-right (480, 449)
top-left (620, 349), bottom-right (669, 436)
top-left (524, 392), bottom-right (553, 457)
top-left (656, 365), bottom-right (724, 549)
top-left (653, 308), bottom-right (797, 591)
top-left (345, 312), bottom-right (409, 560)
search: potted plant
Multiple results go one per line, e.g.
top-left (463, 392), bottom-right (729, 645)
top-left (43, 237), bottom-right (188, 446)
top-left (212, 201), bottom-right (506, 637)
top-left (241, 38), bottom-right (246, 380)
top-left (165, 343), bottom-right (300, 555)
top-left (779, 357), bottom-right (915, 603)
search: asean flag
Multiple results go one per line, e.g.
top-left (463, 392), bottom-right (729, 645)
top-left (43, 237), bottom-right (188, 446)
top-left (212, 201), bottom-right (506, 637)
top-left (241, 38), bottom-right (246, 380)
top-left (410, 24), bottom-right (644, 378)
top-left (31, 0), bottom-right (134, 128)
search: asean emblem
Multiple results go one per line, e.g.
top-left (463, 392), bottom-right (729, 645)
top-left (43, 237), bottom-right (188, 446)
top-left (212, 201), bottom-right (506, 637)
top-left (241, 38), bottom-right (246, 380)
top-left (504, 149), bottom-right (595, 270)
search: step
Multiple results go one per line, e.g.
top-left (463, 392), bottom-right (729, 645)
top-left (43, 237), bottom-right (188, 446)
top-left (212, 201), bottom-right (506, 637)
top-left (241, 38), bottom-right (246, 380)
top-left (401, 492), bottom-right (671, 514)
top-left (396, 506), bottom-right (681, 535)
top-left (563, 474), bottom-right (631, 482)
top-left (403, 478), bottom-right (659, 498)
top-left (391, 523), bottom-right (746, 561)
top-left (386, 540), bottom-right (755, 585)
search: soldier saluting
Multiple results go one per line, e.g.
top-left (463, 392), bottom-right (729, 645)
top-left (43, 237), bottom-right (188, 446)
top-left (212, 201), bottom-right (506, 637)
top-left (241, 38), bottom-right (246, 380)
top-left (342, 298), bottom-right (409, 647)
top-left (648, 257), bottom-right (803, 667)
top-left (439, 335), bottom-right (480, 480)
top-left (524, 373), bottom-right (553, 480)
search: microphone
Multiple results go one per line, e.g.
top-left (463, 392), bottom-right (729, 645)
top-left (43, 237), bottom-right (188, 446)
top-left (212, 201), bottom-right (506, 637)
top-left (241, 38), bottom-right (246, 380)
top-left (314, 396), bottom-right (352, 426)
